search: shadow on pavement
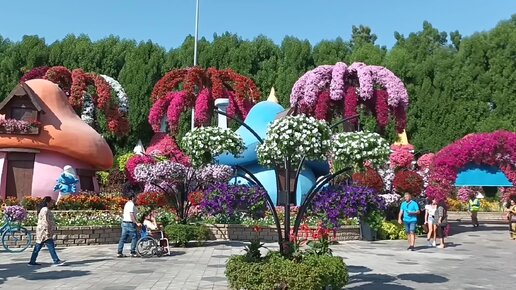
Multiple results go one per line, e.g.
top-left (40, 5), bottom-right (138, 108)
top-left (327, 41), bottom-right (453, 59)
top-left (397, 273), bottom-right (449, 283)
top-left (0, 262), bottom-right (90, 285)
top-left (451, 223), bottom-right (509, 234)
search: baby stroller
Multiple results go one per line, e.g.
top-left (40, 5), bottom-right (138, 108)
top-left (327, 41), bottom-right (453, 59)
top-left (136, 225), bottom-right (171, 258)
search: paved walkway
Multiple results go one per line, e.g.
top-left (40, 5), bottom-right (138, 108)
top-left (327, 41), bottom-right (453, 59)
top-left (0, 222), bottom-right (514, 290)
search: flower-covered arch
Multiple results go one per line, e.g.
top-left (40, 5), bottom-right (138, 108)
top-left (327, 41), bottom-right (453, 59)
top-left (426, 131), bottom-right (516, 202)
top-left (20, 66), bottom-right (129, 136)
top-left (149, 67), bottom-right (260, 134)
top-left (290, 62), bottom-right (409, 133)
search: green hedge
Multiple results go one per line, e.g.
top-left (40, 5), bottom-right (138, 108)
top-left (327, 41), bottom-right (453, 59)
top-left (225, 252), bottom-right (348, 290)
top-left (164, 224), bottom-right (210, 247)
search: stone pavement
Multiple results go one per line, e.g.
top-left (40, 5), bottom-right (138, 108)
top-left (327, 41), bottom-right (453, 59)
top-left (0, 222), bottom-right (514, 290)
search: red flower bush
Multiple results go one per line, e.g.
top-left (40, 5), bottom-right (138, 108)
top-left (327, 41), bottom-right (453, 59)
top-left (352, 167), bottom-right (385, 193)
top-left (344, 87), bottom-right (358, 126)
top-left (136, 192), bottom-right (168, 208)
top-left (393, 170), bottom-right (424, 196)
top-left (187, 191), bottom-right (204, 206)
top-left (427, 131), bottom-right (516, 202)
top-left (315, 91), bottom-right (331, 121)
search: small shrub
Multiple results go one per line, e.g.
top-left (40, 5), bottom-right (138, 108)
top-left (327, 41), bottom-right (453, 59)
top-left (164, 224), bottom-right (209, 247)
top-left (96, 171), bottom-right (110, 187)
top-left (116, 152), bottom-right (135, 172)
top-left (378, 220), bottom-right (407, 240)
top-left (21, 197), bottom-right (44, 210)
top-left (225, 252), bottom-right (348, 290)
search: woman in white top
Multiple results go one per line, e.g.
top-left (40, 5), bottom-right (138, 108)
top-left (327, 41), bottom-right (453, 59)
top-left (425, 199), bottom-right (438, 247)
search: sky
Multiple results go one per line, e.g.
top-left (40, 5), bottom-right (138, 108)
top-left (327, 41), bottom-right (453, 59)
top-left (0, 0), bottom-right (514, 49)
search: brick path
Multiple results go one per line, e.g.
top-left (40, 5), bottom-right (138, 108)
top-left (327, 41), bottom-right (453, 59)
top-left (0, 222), bottom-right (514, 289)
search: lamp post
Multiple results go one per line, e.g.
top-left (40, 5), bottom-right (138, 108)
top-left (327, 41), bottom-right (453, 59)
top-left (191, 0), bottom-right (200, 131)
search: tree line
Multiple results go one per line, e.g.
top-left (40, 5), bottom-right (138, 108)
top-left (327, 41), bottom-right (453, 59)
top-left (0, 15), bottom-right (514, 155)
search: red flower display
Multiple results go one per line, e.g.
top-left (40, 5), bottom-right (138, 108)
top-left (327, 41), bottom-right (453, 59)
top-left (315, 91), bottom-right (331, 121)
top-left (136, 192), bottom-right (168, 208)
top-left (352, 167), bottom-right (385, 193)
top-left (393, 170), bottom-right (424, 196)
top-left (150, 67), bottom-right (260, 134)
top-left (374, 89), bottom-right (389, 129)
top-left (187, 191), bottom-right (204, 206)
top-left (45, 66), bottom-right (72, 95)
top-left (20, 66), bottom-right (49, 83)
top-left (344, 87), bottom-right (358, 127)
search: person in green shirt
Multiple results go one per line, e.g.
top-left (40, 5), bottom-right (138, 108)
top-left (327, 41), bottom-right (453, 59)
top-left (468, 194), bottom-right (480, 228)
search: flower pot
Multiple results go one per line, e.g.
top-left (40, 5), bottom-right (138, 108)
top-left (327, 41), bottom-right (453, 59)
top-left (359, 220), bottom-right (377, 241)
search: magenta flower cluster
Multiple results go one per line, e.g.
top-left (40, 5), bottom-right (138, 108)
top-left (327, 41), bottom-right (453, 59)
top-left (427, 131), bottom-right (516, 202)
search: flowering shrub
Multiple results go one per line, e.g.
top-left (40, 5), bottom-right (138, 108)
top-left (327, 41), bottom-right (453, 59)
top-left (181, 127), bottom-right (245, 167)
top-left (393, 170), bottom-right (424, 196)
top-left (116, 153), bottom-right (135, 172)
top-left (4, 205), bottom-right (28, 222)
top-left (379, 193), bottom-right (401, 207)
top-left (427, 131), bottom-right (516, 202)
top-left (188, 191), bottom-right (204, 206)
top-left (125, 155), bottom-right (156, 183)
top-left (136, 192), bottom-right (168, 208)
top-left (310, 185), bottom-right (385, 229)
top-left (52, 194), bottom-right (127, 210)
top-left (378, 168), bottom-right (395, 192)
top-left (352, 167), bottom-right (385, 193)
top-left (20, 197), bottom-right (44, 210)
top-left (389, 149), bottom-right (414, 170)
top-left (501, 187), bottom-right (516, 203)
top-left (20, 210), bottom-right (122, 227)
top-left (331, 131), bottom-right (390, 171)
top-left (457, 187), bottom-right (475, 202)
top-left (200, 183), bottom-right (267, 219)
top-left (258, 115), bottom-right (331, 167)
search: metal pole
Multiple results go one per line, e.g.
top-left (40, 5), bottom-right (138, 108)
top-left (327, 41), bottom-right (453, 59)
top-left (191, 0), bottom-right (200, 131)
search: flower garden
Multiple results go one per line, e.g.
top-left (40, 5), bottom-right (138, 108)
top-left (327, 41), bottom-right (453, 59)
top-left (1, 61), bottom-right (515, 290)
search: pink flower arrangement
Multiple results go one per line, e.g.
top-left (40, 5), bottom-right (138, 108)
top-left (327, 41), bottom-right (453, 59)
top-left (457, 187), bottom-right (474, 202)
top-left (166, 92), bottom-right (189, 134)
top-left (389, 149), bottom-right (415, 170)
top-left (417, 153), bottom-right (435, 169)
top-left (500, 187), bottom-right (516, 202)
top-left (148, 95), bottom-right (173, 132)
top-left (20, 66), bottom-right (49, 83)
top-left (427, 131), bottom-right (516, 202)
top-left (146, 133), bottom-right (190, 166)
top-left (289, 62), bottom-right (410, 133)
top-left (194, 88), bottom-right (212, 126)
top-left (329, 62), bottom-right (348, 101)
top-left (344, 87), bottom-right (358, 126)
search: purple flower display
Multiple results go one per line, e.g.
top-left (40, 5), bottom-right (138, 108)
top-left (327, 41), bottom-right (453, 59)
top-left (200, 183), bottom-right (267, 218)
top-left (4, 205), bottom-right (28, 222)
top-left (310, 185), bottom-right (386, 229)
top-left (368, 65), bottom-right (409, 108)
top-left (348, 62), bottom-right (374, 100)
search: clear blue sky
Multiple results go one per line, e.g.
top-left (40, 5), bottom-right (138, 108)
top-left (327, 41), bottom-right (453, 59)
top-left (1, 0), bottom-right (514, 49)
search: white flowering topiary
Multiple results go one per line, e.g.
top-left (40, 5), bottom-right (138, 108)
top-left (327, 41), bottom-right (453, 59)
top-left (331, 131), bottom-right (390, 171)
top-left (257, 114), bottom-right (331, 167)
top-left (181, 127), bottom-right (245, 167)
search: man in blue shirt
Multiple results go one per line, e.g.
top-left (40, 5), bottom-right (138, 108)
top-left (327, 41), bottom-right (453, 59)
top-left (398, 192), bottom-right (420, 251)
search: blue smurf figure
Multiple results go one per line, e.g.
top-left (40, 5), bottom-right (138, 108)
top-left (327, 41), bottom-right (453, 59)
top-left (53, 165), bottom-right (79, 204)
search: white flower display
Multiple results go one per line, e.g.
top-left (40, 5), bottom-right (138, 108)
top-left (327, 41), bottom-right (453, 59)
top-left (182, 126), bottom-right (245, 167)
top-left (379, 193), bottom-right (401, 206)
top-left (378, 167), bottom-right (395, 192)
top-left (100, 74), bottom-right (129, 113)
top-left (81, 93), bottom-right (95, 125)
top-left (331, 131), bottom-right (390, 171)
top-left (257, 114), bottom-right (331, 167)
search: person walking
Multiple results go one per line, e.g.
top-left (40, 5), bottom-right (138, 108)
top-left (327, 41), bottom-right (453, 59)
top-left (398, 192), bottom-right (420, 251)
top-left (468, 194), bottom-right (480, 227)
top-left (424, 199), bottom-right (438, 247)
top-left (434, 200), bottom-right (448, 248)
top-left (28, 196), bottom-right (65, 266)
top-left (117, 194), bottom-right (141, 258)
top-left (507, 197), bottom-right (516, 240)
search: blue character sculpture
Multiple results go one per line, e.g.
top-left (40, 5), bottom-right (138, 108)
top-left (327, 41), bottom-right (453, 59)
top-left (53, 165), bottom-right (79, 204)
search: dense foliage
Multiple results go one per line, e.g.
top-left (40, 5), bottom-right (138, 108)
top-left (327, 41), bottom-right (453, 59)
top-left (1, 17), bottom-right (514, 152)
top-left (164, 223), bottom-right (210, 247)
top-left (225, 252), bottom-right (349, 290)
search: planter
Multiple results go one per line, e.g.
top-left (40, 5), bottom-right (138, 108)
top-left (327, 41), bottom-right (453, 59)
top-left (360, 220), bottom-right (377, 241)
top-left (0, 126), bottom-right (39, 135)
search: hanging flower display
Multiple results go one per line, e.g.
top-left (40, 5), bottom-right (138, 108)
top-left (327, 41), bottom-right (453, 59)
top-left (146, 133), bottom-right (190, 166)
top-left (181, 126), bottom-right (245, 167)
top-left (149, 67), bottom-right (260, 134)
top-left (257, 115), bottom-right (332, 168)
top-left (352, 167), bottom-right (385, 193)
top-left (389, 149), bottom-right (415, 170)
top-left (20, 66), bottom-right (130, 136)
top-left (289, 62), bottom-right (409, 133)
top-left (330, 131), bottom-right (390, 172)
top-left (427, 131), bottom-right (516, 202)
top-left (417, 153), bottom-right (436, 169)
